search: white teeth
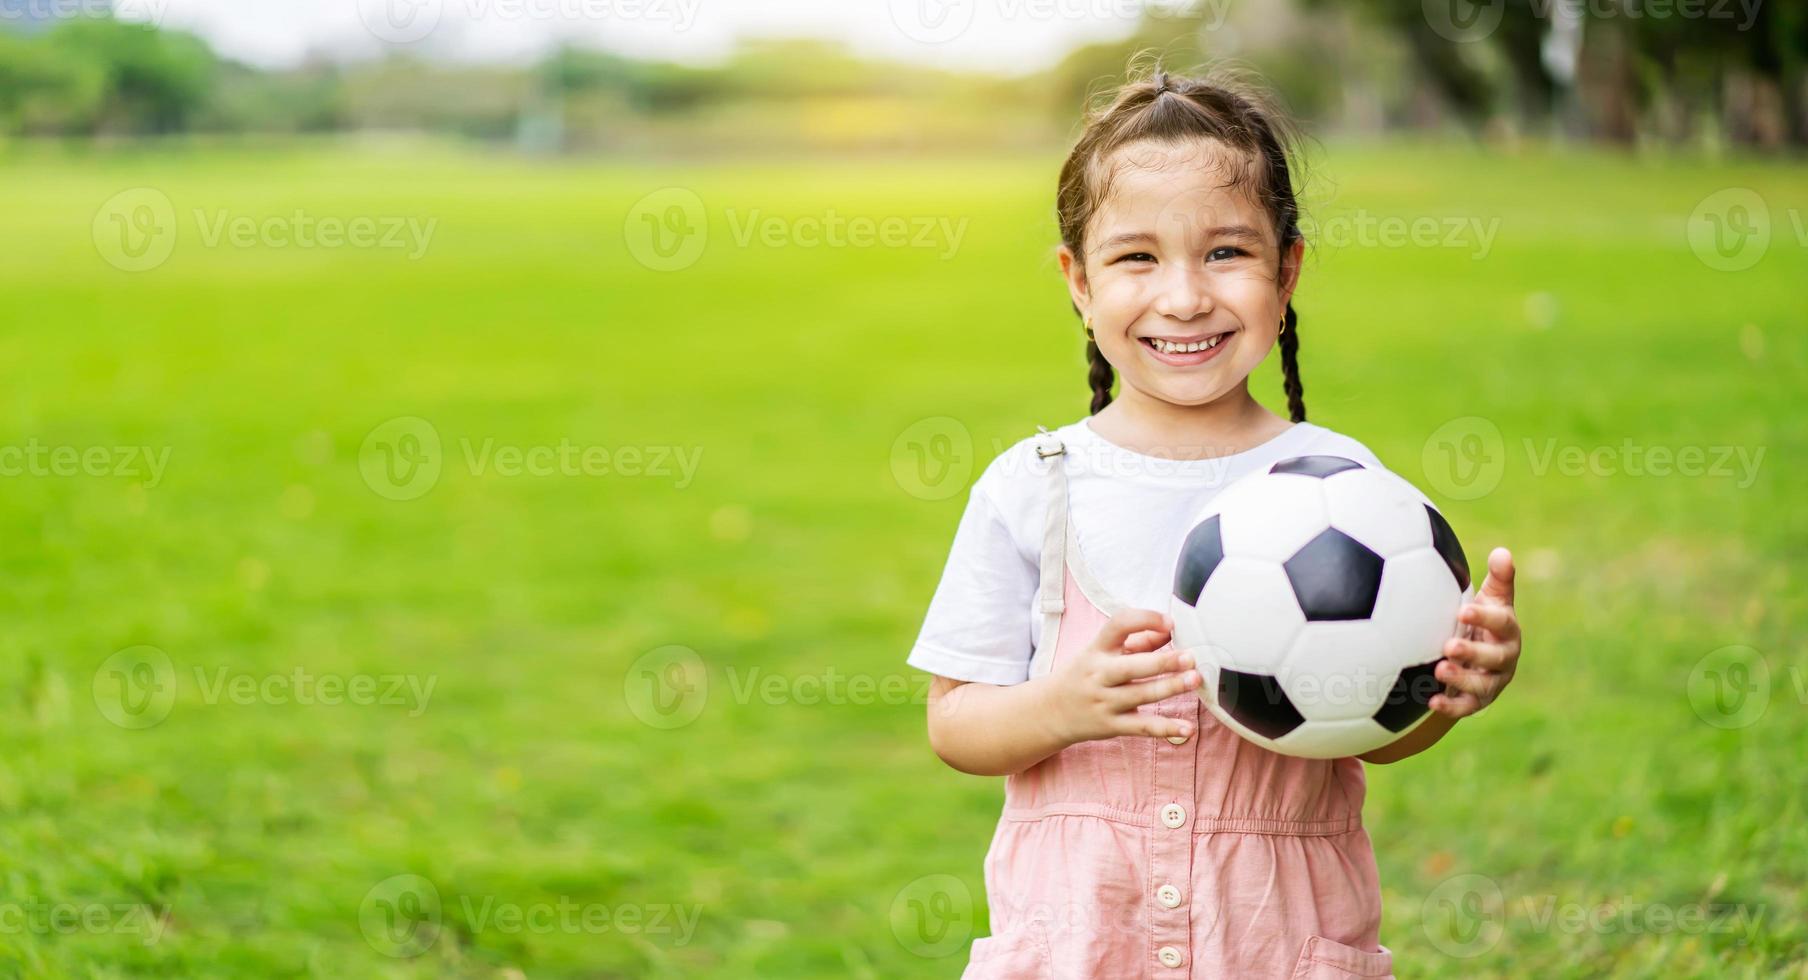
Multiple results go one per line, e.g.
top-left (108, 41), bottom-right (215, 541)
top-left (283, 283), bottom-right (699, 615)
top-left (1149, 335), bottom-right (1224, 354)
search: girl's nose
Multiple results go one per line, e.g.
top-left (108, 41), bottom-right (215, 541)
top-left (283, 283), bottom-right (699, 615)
top-left (1151, 264), bottom-right (1215, 322)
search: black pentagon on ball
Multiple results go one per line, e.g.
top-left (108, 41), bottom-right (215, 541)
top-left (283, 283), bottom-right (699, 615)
top-left (1282, 528), bottom-right (1385, 621)
top-left (1172, 514), bottom-right (1224, 607)
top-left (1374, 659), bottom-right (1442, 732)
top-left (1218, 668), bottom-right (1305, 740)
top-left (1269, 455), bottom-right (1365, 479)
top-left (1425, 504), bottom-right (1471, 591)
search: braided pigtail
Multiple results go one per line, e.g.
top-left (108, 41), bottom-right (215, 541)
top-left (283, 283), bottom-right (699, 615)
top-left (1086, 336), bottom-right (1114, 414)
top-left (1278, 302), bottom-right (1305, 423)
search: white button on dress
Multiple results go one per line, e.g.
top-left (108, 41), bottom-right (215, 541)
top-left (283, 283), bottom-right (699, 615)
top-left (1156, 884), bottom-right (1182, 909)
top-left (1158, 945), bottom-right (1184, 968)
top-left (1160, 803), bottom-right (1186, 829)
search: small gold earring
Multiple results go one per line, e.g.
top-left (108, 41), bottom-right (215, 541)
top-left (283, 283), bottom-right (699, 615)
top-left (1083, 315), bottom-right (1094, 341)
top-left (1278, 316), bottom-right (1288, 337)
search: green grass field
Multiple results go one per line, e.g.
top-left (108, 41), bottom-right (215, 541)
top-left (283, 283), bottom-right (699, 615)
top-left (0, 137), bottom-right (1802, 978)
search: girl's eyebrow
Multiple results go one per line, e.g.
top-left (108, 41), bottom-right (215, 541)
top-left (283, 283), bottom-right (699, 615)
top-left (1096, 225), bottom-right (1268, 253)
top-left (1209, 224), bottom-right (1267, 244)
top-left (1094, 231), bottom-right (1157, 251)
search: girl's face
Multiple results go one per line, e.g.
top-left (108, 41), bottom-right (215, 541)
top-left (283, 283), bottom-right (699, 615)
top-left (1059, 139), bottom-right (1302, 410)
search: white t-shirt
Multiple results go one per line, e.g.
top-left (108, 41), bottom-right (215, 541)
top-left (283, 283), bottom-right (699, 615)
top-left (907, 417), bottom-right (1386, 685)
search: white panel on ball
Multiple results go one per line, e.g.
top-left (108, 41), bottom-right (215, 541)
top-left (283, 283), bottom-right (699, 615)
top-left (1279, 620), bottom-right (1399, 722)
top-left (1321, 468), bottom-right (1435, 558)
top-left (1273, 717), bottom-right (1391, 759)
top-left (1369, 548), bottom-right (1465, 665)
top-left (1215, 474), bottom-right (1330, 562)
top-left (1185, 557), bottom-right (1305, 673)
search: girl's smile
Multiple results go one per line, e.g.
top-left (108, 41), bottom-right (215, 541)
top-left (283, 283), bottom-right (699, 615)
top-left (1137, 329), bottom-right (1237, 366)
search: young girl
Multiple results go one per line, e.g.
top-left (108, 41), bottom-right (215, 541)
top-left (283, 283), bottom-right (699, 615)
top-left (909, 69), bottom-right (1524, 979)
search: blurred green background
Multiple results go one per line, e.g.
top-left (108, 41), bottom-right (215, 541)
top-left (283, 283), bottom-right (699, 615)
top-left (1, 1), bottom-right (1805, 978)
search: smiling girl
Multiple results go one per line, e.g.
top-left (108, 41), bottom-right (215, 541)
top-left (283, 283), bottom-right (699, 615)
top-left (907, 69), bottom-right (1524, 978)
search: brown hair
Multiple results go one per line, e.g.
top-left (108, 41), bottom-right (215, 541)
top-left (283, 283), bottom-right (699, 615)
top-left (1055, 65), bottom-right (1307, 422)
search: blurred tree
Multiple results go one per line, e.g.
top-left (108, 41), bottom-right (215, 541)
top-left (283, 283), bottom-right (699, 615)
top-left (0, 3), bottom-right (1800, 149)
top-left (201, 60), bottom-right (347, 134)
top-left (45, 18), bottom-right (216, 134)
top-left (0, 31), bottom-right (106, 134)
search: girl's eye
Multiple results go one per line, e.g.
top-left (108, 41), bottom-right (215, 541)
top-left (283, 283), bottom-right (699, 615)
top-left (1112, 251), bottom-right (1156, 264)
top-left (1207, 246), bottom-right (1248, 262)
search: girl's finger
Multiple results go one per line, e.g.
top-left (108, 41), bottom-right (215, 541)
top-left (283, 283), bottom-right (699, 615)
top-left (1100, 647), bottom-right (1191, 685)
top-left (1109, 670), bottom-right (1202, 710)
top-left (1436, 659), bottom-right (1505, 700)
top-left (1475, 547), bottom-right (1516, 605)
top-left (1458, 602), bottom-right (1520, 641)
top-left (1092, 608), bottom-right (1171, 653)
top-left (1443, 637), bottom-right (1517, 672)
top-left (1116, 711), bottom-right (1193, 741)
top-left (1431, 690), bottom-right (1479, 718)
top-left (1124, 629), bottom-right (1171, 653)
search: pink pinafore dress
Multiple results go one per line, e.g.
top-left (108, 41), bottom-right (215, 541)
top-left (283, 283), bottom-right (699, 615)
top-left (962, 430), bottom-right (1396, 979)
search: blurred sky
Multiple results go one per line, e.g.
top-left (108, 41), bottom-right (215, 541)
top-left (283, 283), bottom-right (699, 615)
top-left (118, 0), bottom-right (1176, 70)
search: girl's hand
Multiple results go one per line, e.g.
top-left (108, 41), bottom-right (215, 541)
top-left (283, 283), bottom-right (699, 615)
top-left (1431, 547), bottom-right (1521, 718)
top-left (1039, 609), bottom-right (1200, 745)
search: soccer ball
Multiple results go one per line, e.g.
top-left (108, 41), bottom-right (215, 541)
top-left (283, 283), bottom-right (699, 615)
top-left (1170, 455), bottom-right (1471, 759)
